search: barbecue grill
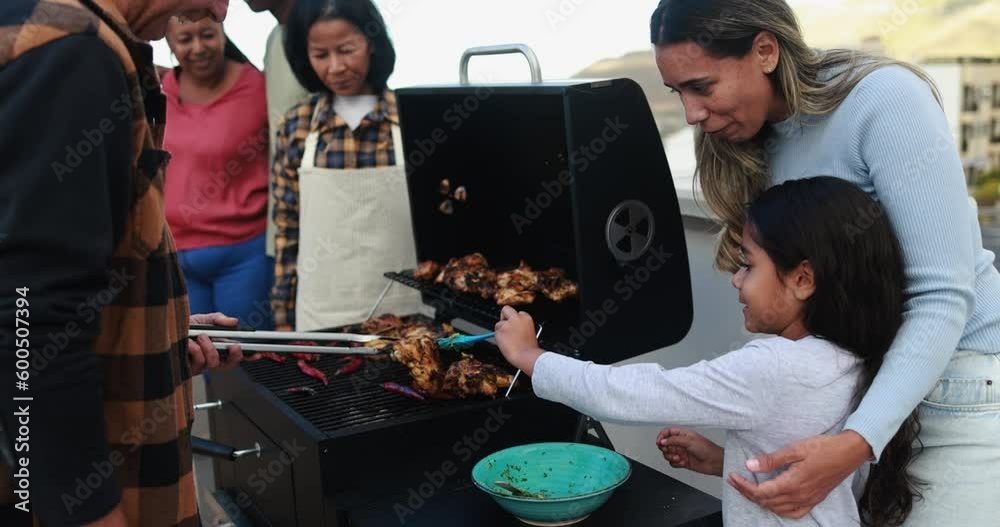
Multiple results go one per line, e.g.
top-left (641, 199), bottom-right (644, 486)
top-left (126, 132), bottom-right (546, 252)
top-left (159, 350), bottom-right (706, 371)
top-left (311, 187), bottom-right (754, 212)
top-left (203, 45), bottom-right (695, 526)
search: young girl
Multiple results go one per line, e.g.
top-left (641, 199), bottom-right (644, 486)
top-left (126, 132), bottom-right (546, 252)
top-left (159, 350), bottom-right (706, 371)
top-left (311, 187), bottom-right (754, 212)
top-left (496, 177), bottom-right (921, 526)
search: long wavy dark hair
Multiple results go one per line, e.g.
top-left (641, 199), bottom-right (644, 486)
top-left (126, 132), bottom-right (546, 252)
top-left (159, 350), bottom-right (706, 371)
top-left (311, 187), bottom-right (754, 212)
top-left (747, 177), bottom-right (922, 527)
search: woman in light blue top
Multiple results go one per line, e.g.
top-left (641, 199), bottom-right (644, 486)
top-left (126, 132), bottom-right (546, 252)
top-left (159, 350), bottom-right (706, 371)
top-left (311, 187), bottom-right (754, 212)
top-left (639, 0), bottom-right (1000, 523)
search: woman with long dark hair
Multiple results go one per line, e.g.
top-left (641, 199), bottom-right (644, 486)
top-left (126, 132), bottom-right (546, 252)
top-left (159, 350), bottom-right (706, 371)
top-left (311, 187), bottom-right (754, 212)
top-left (641, 1), bottom-right (1000, 523)
top-left (497, 177), bottom-right (918, 525)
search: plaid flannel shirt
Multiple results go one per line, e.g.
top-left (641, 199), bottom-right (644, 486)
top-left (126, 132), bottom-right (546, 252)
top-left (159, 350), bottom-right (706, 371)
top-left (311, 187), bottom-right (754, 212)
top-left (0, 0), bottom-right (196, 524)
top-left (271, 91), bottom-right (400, 328)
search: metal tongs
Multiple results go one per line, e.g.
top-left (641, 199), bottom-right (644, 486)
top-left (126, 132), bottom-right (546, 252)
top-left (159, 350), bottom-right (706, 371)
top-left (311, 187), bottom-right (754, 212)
top-left (189, 324), bottom-right (393, 356)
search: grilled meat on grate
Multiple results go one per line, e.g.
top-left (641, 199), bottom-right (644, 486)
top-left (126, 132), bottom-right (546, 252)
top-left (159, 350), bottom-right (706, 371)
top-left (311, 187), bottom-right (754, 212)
top-left (494, 260), bottom-right (538, 306)
top-left (360, 316), bottom-right (515, 399)
top-left (442, 356), bottom-right (514, 398)
top-left (434, 253), bottom-right (498, 300)
top-left (361, 313), bottom-right (405, 335)
top-left (414, 260), bottom-right (442, 281)
top-left (537, 267), bottom-right (579, 303)
top-left (419, 255), bottom-right (578, 305)
top-left (389, 337), bottom-right (446, 395)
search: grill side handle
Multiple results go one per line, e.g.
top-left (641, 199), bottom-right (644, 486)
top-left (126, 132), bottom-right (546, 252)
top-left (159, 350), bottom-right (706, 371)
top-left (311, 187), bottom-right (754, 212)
top-left (459, 44), bottom-right (542, 85)
top-left (192, 436), bottom-right (262, 461)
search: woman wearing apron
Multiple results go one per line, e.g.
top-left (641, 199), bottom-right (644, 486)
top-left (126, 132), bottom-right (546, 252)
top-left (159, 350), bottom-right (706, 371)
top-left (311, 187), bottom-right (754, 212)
top-left (271, 0), bottom-right (420, 331)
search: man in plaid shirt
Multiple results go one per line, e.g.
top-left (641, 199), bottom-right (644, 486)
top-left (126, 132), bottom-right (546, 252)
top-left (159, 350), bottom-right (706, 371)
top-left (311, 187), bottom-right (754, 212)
top-left (0, 1), bottom-right (247, 525)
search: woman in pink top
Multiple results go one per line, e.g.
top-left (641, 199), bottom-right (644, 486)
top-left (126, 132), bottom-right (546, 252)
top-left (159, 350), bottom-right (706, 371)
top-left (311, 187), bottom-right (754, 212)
top-left (163, 17), bottom-right (273, 329)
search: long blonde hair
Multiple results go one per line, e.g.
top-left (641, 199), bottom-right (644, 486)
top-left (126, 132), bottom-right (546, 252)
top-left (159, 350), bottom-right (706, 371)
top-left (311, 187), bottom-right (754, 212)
top-left (651, 0), bottom-right (940, 273)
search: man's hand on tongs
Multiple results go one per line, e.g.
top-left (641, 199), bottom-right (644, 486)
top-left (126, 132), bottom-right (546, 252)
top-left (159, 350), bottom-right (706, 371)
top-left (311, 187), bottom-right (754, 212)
top-left (188, 312), bottom-right (248, 375)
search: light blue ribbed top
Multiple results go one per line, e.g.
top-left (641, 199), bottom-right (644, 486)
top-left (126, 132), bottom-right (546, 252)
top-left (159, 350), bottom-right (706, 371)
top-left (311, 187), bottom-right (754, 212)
top-left (766, 65), bottom-right (1000, 458)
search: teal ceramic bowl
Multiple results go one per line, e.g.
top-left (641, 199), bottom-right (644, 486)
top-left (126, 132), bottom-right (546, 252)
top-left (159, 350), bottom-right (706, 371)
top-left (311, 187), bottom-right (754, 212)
top-left (471, 442), bottom-right (632, 526)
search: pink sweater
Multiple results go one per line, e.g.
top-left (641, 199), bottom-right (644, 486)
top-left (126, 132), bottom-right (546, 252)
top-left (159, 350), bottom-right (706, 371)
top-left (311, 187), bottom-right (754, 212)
top-left (162, 62), bottom-right (269, 251)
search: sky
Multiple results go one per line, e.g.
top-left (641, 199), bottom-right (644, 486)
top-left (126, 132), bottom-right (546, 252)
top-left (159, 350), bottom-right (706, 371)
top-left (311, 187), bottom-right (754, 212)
top-left (152, 0), bottom-right (832, 87)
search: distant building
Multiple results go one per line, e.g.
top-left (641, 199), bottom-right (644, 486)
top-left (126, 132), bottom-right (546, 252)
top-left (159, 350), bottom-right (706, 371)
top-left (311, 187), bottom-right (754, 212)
top-left (922, 57), bottom-right (1000, 185)
top-left (859, 35), bottom-right (886, 56)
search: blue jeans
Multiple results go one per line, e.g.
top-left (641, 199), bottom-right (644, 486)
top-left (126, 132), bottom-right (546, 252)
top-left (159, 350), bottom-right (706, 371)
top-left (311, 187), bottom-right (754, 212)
top-left (178, 233), bottom-right (273, 330)
top-left (905, 350), bottom-right (1000, 525)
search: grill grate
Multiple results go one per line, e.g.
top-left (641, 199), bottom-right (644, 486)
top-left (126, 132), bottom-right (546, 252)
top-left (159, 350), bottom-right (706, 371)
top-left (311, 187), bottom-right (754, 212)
top-left (241, 318), bottom-right (530, 438)
top-left (384, 270), bottom-right (579, 351)
top-left (384, 271), bottom-right (502, 330)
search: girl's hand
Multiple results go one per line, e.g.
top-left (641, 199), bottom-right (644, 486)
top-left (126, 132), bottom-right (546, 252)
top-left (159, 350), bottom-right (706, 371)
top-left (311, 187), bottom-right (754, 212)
top-left (657, 427), bottom-right (724, 477)
top-left (494, 306), bottom-right (545, 376)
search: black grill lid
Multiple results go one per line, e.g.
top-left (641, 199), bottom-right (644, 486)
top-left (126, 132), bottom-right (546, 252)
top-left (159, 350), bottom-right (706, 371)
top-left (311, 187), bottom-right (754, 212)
top-left (395, 73), bottom-right (692, 364)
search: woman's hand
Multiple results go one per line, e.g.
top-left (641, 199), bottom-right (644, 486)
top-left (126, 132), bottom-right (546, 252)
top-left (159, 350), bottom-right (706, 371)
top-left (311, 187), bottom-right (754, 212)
top-left (188, 312), bottom-right (245, 375)
top-left (657, 427), bottom-right (724, 477)
top-left (727, 430), bottom-right (873, 518)
top-left (494, 306), bottom-right (545, 376)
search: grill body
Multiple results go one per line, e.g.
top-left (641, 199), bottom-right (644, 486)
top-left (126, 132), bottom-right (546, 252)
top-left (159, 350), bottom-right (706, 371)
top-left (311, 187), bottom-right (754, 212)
top-left (207, 345), bottom-right (579, 526)
top-left (207, 77), bottom-right (695, 526)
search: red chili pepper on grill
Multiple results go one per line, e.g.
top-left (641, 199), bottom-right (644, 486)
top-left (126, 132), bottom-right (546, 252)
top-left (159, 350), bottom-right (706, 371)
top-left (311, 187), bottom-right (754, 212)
top-left (334, 356), bottom-right (363, 377)
top-left (287, 341), bottom-right (321, 361)
top-left (287, 386), bottom-right (318, 396)
top-left (297, 359), bottom-right (328, 385)
top-left (382, 382), bottom-right (426, 401)
top-left (260, 352), bottom-right (286, 363)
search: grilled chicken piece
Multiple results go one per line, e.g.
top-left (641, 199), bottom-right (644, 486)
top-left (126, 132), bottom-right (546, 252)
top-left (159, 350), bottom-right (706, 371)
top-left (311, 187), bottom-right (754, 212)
top-left (495, 260), bottom-right (538, 306)
top-left (414, 260), bottom-right (441, 281)
top-left (538, 267), bottom-right (579, 302)
top-left (399, 325), bottom-right (437, 340)
top-left (435, 253), bottom-right (497, 300)
top-left (383, 327), bottom-right (514, 399)
top-left (400, 321), bottom-right (454, 340)
top-left (443, 357), bottom-right (514, 398)
top-left (362, 314), bottom-right (404, 335)
top-left (390, 337), bottom-right (445, 394)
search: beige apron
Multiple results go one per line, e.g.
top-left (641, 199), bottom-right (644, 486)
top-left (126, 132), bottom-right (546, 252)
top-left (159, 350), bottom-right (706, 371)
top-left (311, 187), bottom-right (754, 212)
top-left (294, 106), bottom-right (422, 331)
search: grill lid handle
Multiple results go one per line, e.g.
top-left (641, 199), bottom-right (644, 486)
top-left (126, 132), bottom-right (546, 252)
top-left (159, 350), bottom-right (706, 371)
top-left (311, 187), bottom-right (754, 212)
top-left (459, 44), bottom-right (543, 85)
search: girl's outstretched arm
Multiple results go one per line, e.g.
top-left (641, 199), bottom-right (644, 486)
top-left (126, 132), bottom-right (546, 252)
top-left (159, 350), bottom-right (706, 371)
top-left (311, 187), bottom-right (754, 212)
top-left (495, 307), bottom-right (776, 430)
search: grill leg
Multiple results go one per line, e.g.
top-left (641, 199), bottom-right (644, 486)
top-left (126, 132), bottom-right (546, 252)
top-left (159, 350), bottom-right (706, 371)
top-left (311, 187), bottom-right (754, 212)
top-left (365, 280), bottom-right (395, 320)
top-left (574, 414), bottom-right (615, 450)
